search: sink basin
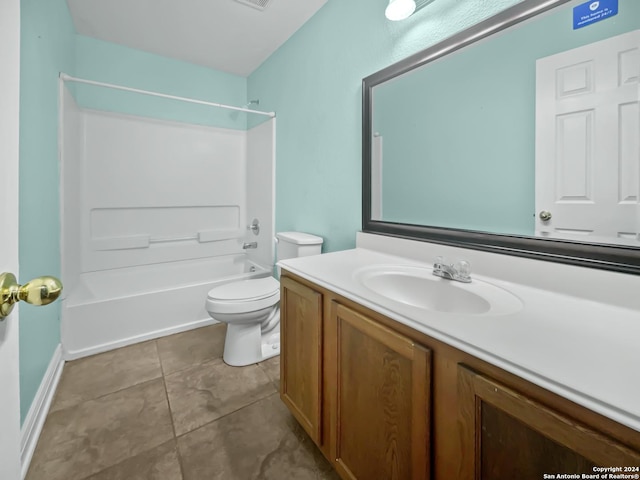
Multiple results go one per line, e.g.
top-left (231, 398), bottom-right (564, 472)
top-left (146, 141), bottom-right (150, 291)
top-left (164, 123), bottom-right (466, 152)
top-left (353, 265), bottom-right (522, 315)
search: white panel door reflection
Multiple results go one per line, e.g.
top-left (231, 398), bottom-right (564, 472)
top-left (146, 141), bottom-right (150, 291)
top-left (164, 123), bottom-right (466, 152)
top-left (535, 29), bottom-right (640, 245)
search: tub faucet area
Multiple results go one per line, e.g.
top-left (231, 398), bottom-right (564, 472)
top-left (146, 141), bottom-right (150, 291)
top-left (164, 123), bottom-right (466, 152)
top-left (433, 256), bottom-right (472, 283)
top-left (243, 242), bottom-right (258, 249)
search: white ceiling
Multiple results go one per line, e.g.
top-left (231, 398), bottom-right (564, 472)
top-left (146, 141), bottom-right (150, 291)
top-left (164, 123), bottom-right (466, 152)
top-left (66, 0), bottom-right (328, 77)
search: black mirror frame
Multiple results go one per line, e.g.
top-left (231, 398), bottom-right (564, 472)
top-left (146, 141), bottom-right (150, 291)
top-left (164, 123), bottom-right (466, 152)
top-left (362, 0), bottom-right (640, 276)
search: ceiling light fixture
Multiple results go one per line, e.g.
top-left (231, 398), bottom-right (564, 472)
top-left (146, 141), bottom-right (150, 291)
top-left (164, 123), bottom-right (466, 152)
top-left (385, 0), bottom-right (417, 21)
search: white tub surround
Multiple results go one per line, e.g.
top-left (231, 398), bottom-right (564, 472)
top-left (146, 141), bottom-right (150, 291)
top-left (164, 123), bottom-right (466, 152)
top-left (62, 256), bottom-right (270, 360)
top-left (59, 84), bottom-right (275, 359)
top-left (278, 233), bottom-right (640, 433)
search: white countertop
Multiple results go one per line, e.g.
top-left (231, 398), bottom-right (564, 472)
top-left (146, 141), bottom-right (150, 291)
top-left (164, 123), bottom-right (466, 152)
top-left (279, 247), bottom-right (640, 433)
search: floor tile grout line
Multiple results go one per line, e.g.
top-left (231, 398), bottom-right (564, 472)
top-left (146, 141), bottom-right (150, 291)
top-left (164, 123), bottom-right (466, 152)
top-left (156, 339), bottom-right (178, 436)
top-left (156, 340), bottom-right (183, 447)
top-left (155, 323), bottom-right (227, 377)
top-left (166, 359), bottom-right (278, 438)
top-left (59, 325), bottom-right (226, 397)
top-left (50, 374), bottom-right (165, 415)
top-left (51, 340), bottom-right (165, 414)
top-left (161, 355), bottom-right (226, 379)
top-left (256, 359), bottom-right (280, 390)
top-left (158, 360), bottom-right (187, 479)
top-left (162, 379), bottom-right (179, 440)
top-left (32, 378), bottom-right (177, 480)
top-left (74, 439), bottom-right (180, 480)
top-left (156, 336), bottom-right (233, 480)
top-left (162, 344), bottom-right (279, 437)
top-left (158, 326), bottom-right (229, 438)
top-left (157, 336), bottom-right (229, 480)
top-left (72, 342), bottom-right (180, 480)
top-left (32, 326), bottom-right (288, 480)
top-left (155, 338), bottom-right (169, 378)
top-left (55, 354), bottom-right (273, 423)
top-left (174, 390), bottom-right (280, 440)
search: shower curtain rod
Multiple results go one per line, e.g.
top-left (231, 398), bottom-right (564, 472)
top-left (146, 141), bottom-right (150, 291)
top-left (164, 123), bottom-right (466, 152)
top-left (59, 73), bottom-right (276, 118)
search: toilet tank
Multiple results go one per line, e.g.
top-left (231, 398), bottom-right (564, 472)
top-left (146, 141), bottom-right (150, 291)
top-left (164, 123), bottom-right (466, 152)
top-left (276, 232), bottom-right (323, 263)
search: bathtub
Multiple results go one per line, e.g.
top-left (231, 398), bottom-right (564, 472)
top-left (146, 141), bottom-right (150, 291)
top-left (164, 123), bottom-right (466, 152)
top-left (61, 255), bottom-right (271, 360)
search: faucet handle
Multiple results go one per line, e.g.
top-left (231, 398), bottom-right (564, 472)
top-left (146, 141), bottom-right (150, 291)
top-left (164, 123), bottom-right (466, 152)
top-left (456, 260), bottom-right (471, 275)
top-left (433, 256), bottom-right (471, 282)
top-left (247, 218), bottom-right (260, 236)
top-left (455, 260), bottom-right (472, 282)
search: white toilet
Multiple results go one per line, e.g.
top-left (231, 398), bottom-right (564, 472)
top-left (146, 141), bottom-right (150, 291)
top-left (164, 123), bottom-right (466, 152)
top-left (205, 231), bottom-right (323, 366)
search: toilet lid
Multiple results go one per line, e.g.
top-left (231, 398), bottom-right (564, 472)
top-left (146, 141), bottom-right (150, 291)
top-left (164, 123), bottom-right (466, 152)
top-left (207, 277), bottom-right (279, 302)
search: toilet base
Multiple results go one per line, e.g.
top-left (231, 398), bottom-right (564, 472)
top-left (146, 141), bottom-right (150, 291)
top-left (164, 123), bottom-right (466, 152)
top-left (261, 331), bottom-right (280, 362)
top-left (222, 321), bottom-right (280, 367)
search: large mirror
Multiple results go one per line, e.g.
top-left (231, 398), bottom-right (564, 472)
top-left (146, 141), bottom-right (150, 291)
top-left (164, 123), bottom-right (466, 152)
top-left (363, 0), bottom-right (640, 274)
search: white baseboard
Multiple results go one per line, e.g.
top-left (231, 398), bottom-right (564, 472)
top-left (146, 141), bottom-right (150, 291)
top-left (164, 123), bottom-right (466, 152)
top-left (63, 317), bottom-right (219, 361)
top-left (20, 344), bottom-right (64, 479)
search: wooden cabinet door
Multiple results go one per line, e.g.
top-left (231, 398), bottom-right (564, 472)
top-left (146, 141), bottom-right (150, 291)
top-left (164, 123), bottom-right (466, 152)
top-left (280, 277), bottom-right (323, 444)
top-left (457, 365), bottom-right (640, 480)
top-left (332, 303), bottom-right (431, 480)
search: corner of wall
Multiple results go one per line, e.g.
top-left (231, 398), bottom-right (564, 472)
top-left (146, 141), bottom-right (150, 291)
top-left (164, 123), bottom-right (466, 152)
top-left (19, 0), bottom-right (76, 426)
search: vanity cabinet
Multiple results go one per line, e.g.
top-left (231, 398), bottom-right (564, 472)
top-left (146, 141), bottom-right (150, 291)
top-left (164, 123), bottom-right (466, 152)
top-left (279, 271), bottom-right (640, 480)
top-left (279, 276), bottom-right (323, 444)
top-left (457, 365), bottom-right (640, 479)
top-left (331, 303), bottom-right (431, 480)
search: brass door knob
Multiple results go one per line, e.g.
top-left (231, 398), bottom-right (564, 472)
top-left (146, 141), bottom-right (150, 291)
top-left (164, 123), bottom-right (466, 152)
top-left (0, 272), bottom-right (63, 319)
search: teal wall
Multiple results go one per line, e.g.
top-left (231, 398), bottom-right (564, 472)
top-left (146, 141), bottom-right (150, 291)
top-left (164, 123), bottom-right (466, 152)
top-left (376, 0), bottom-right (638, 235)
top-left (74, 36), bottom-right (248, 129)
top-left (19, 0), bottom-right (75, 424)
top-left (18, 9), bottom-right (247, 424)
top-left (247, 0), bottom-right (523, 252)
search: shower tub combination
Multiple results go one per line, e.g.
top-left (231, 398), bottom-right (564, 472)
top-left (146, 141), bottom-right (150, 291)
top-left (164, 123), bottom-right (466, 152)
top-left (59, 75), bottom-right (275, 359)
top-left (63, 256), bottom-right (270, 360)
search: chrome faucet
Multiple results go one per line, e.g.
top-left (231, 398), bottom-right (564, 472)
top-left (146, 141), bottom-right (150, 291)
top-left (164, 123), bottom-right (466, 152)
top-left (433, 256), bottom-right (471, 283)
top-left (243, 242), bottom-right (258, 249)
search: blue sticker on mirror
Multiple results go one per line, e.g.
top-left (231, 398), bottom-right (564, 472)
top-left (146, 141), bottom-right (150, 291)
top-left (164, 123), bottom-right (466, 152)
top-left (573, 0), bottom-right (618, 29)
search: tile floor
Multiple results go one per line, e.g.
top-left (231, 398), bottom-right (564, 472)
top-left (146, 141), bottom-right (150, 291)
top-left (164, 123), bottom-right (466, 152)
top-left (26, 324), bottom-right (340, 480)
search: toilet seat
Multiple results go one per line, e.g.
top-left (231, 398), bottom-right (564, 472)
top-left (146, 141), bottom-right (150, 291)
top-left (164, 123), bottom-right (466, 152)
top-left (206, 277), bottom-right (280, 315)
